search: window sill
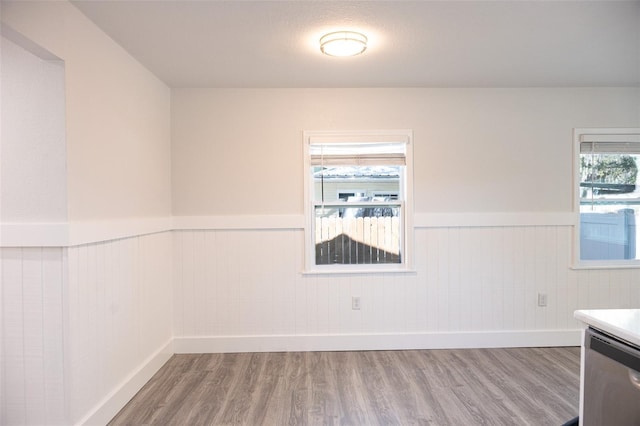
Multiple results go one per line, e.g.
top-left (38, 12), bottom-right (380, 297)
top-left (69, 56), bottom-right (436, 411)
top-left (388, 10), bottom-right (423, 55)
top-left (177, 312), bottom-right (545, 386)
top-left (571, 261), bottom-right (640, 270)
top-left (302, 267), bottom-right (417, 276)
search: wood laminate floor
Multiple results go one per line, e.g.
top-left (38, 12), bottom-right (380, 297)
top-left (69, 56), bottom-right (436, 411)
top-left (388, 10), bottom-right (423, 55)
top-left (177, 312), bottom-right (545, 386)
top-left (109, 347), bottom-right (580, 425)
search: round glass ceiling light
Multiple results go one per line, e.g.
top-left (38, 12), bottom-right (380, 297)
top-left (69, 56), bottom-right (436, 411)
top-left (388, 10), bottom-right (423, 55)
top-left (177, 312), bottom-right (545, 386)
top-left (320, 31), bottom-right (368, 57)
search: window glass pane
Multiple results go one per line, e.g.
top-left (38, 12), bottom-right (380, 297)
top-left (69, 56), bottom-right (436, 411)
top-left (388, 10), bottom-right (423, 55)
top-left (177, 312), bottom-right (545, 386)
top-left (580, 151), bottom-right (639, 260)
top-left (313, 165), bottom-right (401, 203)
top-left (314, 205), bottom-right (401, 265)
top-left (313, 164), bottom-right (402, 265)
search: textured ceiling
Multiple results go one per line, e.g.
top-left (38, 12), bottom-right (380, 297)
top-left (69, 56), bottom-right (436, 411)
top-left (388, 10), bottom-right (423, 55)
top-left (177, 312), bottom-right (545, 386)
top-left (71, 0), bottom-right (640, 88)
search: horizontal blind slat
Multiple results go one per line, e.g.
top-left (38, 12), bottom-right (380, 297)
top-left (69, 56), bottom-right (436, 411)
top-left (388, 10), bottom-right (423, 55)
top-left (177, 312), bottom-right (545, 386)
top-left (580, 134), bottom-right (640, 143)
top-left (309, 134), bottom-right (410, 144)
top-left (310, 153), bottom-right (406, 166)
top-left (581, 141), bottom-right (640, 154)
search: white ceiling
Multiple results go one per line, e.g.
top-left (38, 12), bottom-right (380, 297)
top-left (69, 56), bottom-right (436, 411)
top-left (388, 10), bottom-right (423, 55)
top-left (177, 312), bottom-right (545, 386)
top-left (70, 0), bottom-right (640, 88)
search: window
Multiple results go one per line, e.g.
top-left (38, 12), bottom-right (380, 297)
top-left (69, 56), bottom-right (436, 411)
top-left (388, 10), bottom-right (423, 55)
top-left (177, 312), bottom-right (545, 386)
top-left (575, 129), bottom-right (640, 266)
top-left (337, 191), bottom-right (365, 201)
top-left (303, 130), bottom-right (413, 272)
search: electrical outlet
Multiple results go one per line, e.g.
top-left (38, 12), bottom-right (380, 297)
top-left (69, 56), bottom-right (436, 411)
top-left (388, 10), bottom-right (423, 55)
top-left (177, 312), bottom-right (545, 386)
top-left (352, 296), bottom-right (361, 310)
top-left (537, 292), bottom-right (547, 307)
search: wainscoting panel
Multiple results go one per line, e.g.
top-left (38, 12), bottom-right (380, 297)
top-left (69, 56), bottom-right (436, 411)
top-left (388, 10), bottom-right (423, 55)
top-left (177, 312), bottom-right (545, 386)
top-left (1, 247), bottom-right (66, 425)
top-left (4, 223), bottom-right (640, 423)
top-left (1, 232), bottom-right (174, 425)
top-left (173, 229), bottom-right (302, 338)
top-left (173, 226), bottom-right (640, 350)
top-left (66, 232), bottom-right (173, 424)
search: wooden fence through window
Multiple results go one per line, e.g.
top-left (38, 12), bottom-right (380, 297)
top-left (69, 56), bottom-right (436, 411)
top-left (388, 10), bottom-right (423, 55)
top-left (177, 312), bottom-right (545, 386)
top-left (315, 216), bottom-right (401, 264)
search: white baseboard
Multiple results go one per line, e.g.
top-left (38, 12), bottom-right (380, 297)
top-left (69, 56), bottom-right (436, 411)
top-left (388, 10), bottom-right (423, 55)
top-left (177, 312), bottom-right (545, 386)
top-left (173, 330), bottom-right (582, 354)
top-left (76, 339), bottom-right (173, 426)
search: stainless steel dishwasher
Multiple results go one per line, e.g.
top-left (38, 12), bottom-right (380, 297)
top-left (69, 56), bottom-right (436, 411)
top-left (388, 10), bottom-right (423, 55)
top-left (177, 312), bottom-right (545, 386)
top-left (583, 327), bottom-right (640, 425)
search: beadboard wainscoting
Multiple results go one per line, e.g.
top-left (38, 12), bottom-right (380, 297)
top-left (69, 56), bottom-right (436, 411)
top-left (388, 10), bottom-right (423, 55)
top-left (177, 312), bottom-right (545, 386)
top-left (1, 232), bottom-right (174, 426)
top-left (66, 233), bottom-right (173, 425)
top-left (172, 225), bottom-right (640, 353)
top-left (1, 247), bottom-right (66, 425)
top-left (3, 219), bottom-right (640, 425)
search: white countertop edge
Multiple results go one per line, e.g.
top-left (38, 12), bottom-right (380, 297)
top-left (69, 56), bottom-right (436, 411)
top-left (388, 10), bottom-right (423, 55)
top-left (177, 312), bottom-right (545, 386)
top-left (574, 309), bottom-right (640, 347)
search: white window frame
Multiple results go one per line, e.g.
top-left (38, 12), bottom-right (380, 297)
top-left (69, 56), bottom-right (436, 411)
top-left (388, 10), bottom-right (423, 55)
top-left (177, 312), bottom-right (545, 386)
top-left (303, 130), bottom-right (414, 274)
top-left (573, 128), bottom-right (640, 268)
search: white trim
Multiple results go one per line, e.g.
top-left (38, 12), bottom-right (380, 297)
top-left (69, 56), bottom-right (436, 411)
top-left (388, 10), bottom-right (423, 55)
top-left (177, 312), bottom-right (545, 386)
top-left (1, 222), bottom-right (70, 247)
top-left (173, 330), bottom-right (581, 354)
top-left (302, 267), bottom-right (417, 275)
top-left (68, 217), bottom-right (172, 246)
top-left (574, 128), bottom-right (582, 265)
top-left (1, 212), bottom-right (582, 248)
top-left (0, 217), bottom-right (172, 248)
top-left (172, 214), bottom-right (305, 230)
top-left (75, 339), bottom-right (173, 426)
top-left (414, 212), bottom-right (576, 228)
top-left (571, 260), bottom-right (640, 270)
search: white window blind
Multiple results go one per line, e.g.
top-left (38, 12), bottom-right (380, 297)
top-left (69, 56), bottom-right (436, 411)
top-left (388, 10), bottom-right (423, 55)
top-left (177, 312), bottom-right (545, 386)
top-left (309, 142), bottom-right (406, 166)
top-left (581, 142), bottom-right (640, 154)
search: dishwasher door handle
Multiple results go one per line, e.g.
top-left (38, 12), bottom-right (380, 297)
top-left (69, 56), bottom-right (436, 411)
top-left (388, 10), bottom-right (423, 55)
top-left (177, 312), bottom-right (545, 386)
top-left (588, 329), bottom-right (640, 373)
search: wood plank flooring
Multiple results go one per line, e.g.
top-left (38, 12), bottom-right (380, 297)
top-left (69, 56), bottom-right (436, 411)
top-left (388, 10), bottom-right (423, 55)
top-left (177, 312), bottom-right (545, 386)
top-left (109, 347), bottom-right (580, 425)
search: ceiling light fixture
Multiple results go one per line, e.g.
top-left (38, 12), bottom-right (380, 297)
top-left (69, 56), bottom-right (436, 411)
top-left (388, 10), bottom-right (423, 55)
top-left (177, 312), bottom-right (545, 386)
top-left (320, 31), bottom-right (368, 57)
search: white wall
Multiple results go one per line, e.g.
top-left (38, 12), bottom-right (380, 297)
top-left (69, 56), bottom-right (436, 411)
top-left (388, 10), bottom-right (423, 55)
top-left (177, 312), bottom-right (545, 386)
top-left (1, 2), bottom-right (174, 425)
top-left (171, 88), bottom-right (640, 216)
top-left (1, 0), bottom-right (171, 222)
top-left (1, 36), bottom-right (67, 223)
top-left (170, 87), bottom-right (640, 353)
